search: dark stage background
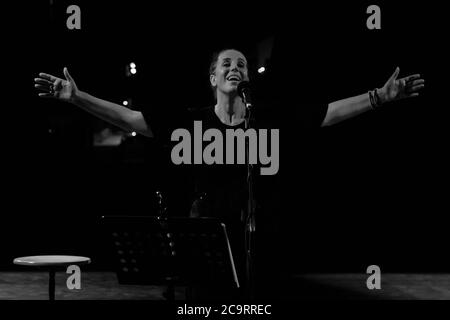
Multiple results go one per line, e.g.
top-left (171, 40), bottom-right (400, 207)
top-left (2, 1), bottom-right (448, 275)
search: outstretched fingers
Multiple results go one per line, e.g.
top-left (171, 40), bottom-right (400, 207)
top-left (34, 78), bottom-right (53, 86)
top-left (405, 74), bottom-right (421, 83)
top-left (408, 84), bottom-right (425, 93)
top-left (405, 78), bottom-right (425, 94)
top-left (404, 92), bottom-right (420, 99)
top-left (38, 93), bottom-right (54, 98)
top-left (34, 84), bottom-right (51, 92)
top-left (34, 73), bottom-right (60, 98)
top-left (408, 79), bottom-right (425, 86)
top-left (38, 72), bottom-right (58, 82)
top-left (388, 67), bottom-right (400, 82)
top-left (63, 67), bottom-right (74, 82)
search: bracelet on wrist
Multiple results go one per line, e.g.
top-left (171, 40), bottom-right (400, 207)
top-left (368, 89), bottom-right (382, 110)
top-left (374, 88), bottom-right (382, 107)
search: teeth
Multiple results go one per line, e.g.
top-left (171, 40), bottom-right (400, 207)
top-left (227, 75), bottom-right (240, 80)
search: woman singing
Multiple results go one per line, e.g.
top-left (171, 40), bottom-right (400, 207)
top-left (34, 48), bottom-right (424, 299)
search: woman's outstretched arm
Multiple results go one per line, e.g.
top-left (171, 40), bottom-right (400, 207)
top-left (34, 67), bottom-right (153, 137)
top-left (322, 67), bottom-right (425, 127)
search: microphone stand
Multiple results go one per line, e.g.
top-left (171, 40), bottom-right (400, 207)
top-left (243, 97), bottom-right (256, 299)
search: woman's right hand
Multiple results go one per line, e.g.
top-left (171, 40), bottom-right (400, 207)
top-left (34, 67), bottom-right (78, 102)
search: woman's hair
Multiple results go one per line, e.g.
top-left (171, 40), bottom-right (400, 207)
top-left (209, 50), bottom-right (225, 77)
top-left (209, 48), bottom-right (248, 100)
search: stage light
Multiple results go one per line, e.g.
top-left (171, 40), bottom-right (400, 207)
top-left (126, 62), bottom-right (137, 76)
top-left (258, 67), bottom-right (266, 74)
top-left (131, 132), bottom-right (137, 137)
top-left (122, 100), bottom-right (128, 106)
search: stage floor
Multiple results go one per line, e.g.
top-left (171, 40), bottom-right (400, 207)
top-left (287, 273), bottom-right (450, 300)
top-left (1, 272), bottom-right (450, 300)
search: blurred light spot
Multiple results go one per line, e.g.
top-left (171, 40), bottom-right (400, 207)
top-left (258, 67), bottom-right (266, 74)
top-left (122, 100), bottom-right (128, 106)
top-left (129, 62), bottom-right (136, 69)
top-left (130, 68), bottom-right (137, 74)
top-left (131, 132), bottom-right (136, 137)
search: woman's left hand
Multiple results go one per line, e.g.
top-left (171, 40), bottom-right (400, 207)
top-left (378, 67), bottom-right (425, 104)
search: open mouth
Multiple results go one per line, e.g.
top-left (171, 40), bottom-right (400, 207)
top-left (227, 75), bottom-right (241, 82)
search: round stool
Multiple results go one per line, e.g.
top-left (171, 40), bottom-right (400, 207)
top-left (13, 255), bottom-right (91, 300)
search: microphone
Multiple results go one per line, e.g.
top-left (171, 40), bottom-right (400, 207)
top-left (238, 81), bottom-right (252, 107)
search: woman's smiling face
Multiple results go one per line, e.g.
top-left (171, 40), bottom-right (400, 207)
top-left (210, 49), bottom-right (249, 97)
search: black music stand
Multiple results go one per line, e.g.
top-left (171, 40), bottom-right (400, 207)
top-left (101, 216), bottom-right (240, 300)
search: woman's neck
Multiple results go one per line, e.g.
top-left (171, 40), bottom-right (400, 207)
top-left (214, 93), bottom-right (246, 126)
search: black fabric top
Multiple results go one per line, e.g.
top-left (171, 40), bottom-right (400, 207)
top-left (141, 99), bottom-right (329, 224)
